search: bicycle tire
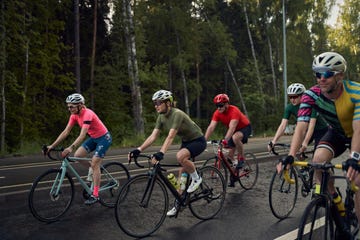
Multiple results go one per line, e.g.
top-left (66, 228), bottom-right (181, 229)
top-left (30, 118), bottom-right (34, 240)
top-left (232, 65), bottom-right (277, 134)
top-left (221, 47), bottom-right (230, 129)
top-left (297, 196), bottom-right (334, 240)
top-left (115, 174), bottom-right (168, 238)
top-left (268, 167), bottom-right (298, 220)
top-left (238, 152), bottom-right (259, 190)
top-left (99, 162), bottom-right (130, 208)
top-left (202, 156), bottom-right (229, 185)
top-left (28, 168), bottom-right (74, 222)
top-left (189, 166), bottom-right (226, 220)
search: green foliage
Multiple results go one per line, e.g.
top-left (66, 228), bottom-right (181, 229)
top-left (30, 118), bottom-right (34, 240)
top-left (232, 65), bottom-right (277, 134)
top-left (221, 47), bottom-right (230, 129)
top-left (1, 0), bottom-right (360, 156)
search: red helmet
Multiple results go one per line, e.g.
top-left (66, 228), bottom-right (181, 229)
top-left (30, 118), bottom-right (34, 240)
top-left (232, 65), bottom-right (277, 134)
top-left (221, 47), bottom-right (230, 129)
top-left (213, 94), bottom-right (229, 104)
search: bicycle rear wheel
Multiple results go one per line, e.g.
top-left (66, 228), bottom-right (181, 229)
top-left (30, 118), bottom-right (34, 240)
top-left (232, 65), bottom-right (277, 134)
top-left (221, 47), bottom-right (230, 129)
top-left (189, 166), bottom-right (226, 220)
top-left (238, 152), bottom-right (259, 190)
top-left (28, 169), bottom-right (74, 222)
top-left (115, 174), bottom-right (168, 238)
top-left (268, 167), bottom-right (298, 219)
top-left (99, 162), bottom-right (130, 208)
top-left (202, 156), bottom-right (228, 185)
top-left (297, 196), bottom-right (334, 240)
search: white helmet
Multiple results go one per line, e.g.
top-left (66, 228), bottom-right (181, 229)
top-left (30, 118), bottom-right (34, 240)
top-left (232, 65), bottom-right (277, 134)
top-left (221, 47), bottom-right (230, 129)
top-left (66, 93), bottom-right (85, 104)
top-left (287, 83), bottom-right (306, 95)
top-left (152, 90), bottom-right (173, 103)
top-left (312, 52), bottom-right (347, 73)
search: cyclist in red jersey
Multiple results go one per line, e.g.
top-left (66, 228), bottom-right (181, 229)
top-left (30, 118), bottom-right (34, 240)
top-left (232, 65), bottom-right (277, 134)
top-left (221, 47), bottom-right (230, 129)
top-left (46, 93), bottom-right (112, 205)
top-left (205, 94), bottom-right (252, 181)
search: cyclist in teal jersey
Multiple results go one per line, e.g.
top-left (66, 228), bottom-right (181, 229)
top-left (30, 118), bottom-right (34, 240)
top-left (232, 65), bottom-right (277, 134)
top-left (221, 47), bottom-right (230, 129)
top-left (281, 52), bottom-right (360, 232)
top-left (46, 93), bottom-right (112, 205)
top-left (268, 83), bottom-right (327, 153)
top-left (128, 90), bottom-right (206, 217)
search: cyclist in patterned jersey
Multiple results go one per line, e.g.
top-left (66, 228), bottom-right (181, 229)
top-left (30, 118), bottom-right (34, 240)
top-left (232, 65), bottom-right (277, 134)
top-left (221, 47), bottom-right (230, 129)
top-left (268, 83), bottom-right (328, 154)
top-left (46, 93), bottom-right (112, 205)
top-left (128, 90), bottom-right (206, 217)
top-left (204, 94), bottom-right (251, 179)
top-left (281, 52), bottom-right (360, 229)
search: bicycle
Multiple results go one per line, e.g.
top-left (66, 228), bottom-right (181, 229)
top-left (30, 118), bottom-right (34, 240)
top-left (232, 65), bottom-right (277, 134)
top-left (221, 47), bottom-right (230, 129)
top-left (28, 146), bottom-right (130, 223)
top-left (115, 153), bottom-right (226, 238)
top-left (296, 161), bottom-right (359, 239)
top-left (202, 140), bottom-right (259, 189)
top-left (268, 143), bottom-right (314, 220)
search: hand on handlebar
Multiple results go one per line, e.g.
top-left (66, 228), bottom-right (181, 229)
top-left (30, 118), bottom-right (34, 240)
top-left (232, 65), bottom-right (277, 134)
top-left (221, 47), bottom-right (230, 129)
top-left (276, 155), bottom-right (294, 174)
top-left (221, 139), bottom-right (228, 148)
top-left (267, 141), bottom-right (274, 153)
top-left (343, 158), bottom-right (360, 182)
top-left (128, 149), bottom-right (141, 162)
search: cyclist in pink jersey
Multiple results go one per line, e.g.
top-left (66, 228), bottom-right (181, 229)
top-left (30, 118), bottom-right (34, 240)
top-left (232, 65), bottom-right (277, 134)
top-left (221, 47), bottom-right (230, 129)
top-left (46, 93), bottom-right (112, 205)
top-left (205, 94), bottom-right (252, 186)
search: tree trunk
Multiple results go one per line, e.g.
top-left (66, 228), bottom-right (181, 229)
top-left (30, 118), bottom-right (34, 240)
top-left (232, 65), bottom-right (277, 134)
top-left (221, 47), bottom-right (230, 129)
top-left (267, 36), bottom-right (278, 100)
top-left (90, 0), bottom-right (97, 108)
top-left (74, 0), bottom-right (81, 92)
top-left (243, 3), bottom-right (264, 108)
top-left (0, 0), bottom-right (5, 152)
top-left (225, 58), bottom-right (249, 118)
top-left (122, 0), bottom-right (144, 135)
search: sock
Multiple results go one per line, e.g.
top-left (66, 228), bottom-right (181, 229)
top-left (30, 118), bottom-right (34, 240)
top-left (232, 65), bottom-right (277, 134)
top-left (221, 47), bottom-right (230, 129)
top-left (190, 171), bottom-right (200, 181)
top-left (237, 155), bottom-right (245, 161)
top-left (93, 186), bottom-right (99, 197)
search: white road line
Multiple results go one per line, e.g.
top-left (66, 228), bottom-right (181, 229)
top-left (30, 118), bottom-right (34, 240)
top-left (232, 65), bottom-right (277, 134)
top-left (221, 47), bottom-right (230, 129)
top-left (274, 217), bottom-right (325, 240)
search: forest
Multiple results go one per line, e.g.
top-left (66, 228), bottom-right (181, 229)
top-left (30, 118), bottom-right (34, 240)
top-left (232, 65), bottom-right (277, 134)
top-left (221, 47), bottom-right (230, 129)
top-left (0, 0), bottom-right (359, 155)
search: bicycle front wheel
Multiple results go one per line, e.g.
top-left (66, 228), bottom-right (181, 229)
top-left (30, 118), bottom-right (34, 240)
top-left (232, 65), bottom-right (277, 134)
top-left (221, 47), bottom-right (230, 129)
top-left (202, 156), bottom-right (228, 185)
top-left (238, 152), bottom-right (259, 190)
top-left (268, 167), bottom-right (298, 220)
top-left (28, 169), bottom-right (74, 222)
top-left (189, 166), bottom-right (226, 220)
top-left (115, 174), bottom-right (168, 238)
top-left (99, 162), bottom-right (130, 208)
top-left (297, 196), bottom-right (334, 240)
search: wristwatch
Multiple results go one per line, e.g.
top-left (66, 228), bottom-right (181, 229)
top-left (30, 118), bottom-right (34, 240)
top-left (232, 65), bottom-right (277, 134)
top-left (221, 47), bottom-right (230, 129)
top-left (351, 151), bottom-right (360, 161)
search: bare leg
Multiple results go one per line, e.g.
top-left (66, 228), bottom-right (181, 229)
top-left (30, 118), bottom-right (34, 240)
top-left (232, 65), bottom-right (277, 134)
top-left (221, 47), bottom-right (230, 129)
top-left (312, 147), bottom-right (335, 194)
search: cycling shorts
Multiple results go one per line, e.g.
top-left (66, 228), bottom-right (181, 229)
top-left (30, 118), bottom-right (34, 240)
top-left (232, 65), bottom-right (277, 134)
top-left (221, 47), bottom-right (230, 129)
top-left (316, 128), bottom-right (351, 158)
top-left (228, 124), bottom-right (252, 147)
top-left (180, 136), bottom-right (206, 158)
top-left (82, 132), bottom-right (112, 158)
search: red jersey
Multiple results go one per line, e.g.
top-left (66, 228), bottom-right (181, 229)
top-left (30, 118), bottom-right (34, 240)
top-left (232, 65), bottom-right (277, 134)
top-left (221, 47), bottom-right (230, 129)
top-left (211, 105), bottom-right (250, 130)
top-left (68, 107), bottom-right (108, 138)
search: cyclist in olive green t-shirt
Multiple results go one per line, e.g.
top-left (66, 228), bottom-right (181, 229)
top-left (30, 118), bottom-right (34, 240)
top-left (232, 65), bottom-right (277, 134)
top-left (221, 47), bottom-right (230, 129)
top-left (128, 90), bottom-right (207, 217)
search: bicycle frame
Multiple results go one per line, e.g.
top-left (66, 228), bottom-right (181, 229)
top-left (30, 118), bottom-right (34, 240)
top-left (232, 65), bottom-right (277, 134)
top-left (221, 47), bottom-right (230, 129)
top-left (139, 163), bottom-right (188, 208)
top-left (51, 156), bottom-right (118, 197)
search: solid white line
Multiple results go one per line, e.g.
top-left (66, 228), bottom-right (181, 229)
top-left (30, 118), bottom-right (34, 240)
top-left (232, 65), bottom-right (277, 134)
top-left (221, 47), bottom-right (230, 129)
top-left (274, 217), bottom-right (325, 240)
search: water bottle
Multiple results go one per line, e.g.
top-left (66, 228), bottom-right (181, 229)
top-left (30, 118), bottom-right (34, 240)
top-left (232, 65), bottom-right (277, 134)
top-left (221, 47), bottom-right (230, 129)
top-left (180, 172), bottom-right (188, 191)
top-left (333, 192), bottom-right (346, 217)
top-left (167, 173), bottom-right (179, 189)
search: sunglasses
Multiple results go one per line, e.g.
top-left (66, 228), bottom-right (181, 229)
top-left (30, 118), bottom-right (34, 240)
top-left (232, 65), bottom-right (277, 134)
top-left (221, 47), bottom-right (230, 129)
top-left (67, 105), bottom-right (79, 109)
top-left (153, 101), bottom-right (164, 106)
top-left (314, 71), bottom-right (339, 79)
top-left (216, 103), bottom-right (225, 108)
top-left (288, 95), bottom-right (300, 100)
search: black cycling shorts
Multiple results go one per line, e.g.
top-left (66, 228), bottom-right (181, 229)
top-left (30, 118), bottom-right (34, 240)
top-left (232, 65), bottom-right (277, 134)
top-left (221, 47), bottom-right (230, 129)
top-left (316, 128), bottom-right (351, 158)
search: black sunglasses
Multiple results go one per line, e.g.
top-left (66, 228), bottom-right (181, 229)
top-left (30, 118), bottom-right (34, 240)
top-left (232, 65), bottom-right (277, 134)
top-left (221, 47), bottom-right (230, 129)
top-left (216, 103), bottom-right (225, 108)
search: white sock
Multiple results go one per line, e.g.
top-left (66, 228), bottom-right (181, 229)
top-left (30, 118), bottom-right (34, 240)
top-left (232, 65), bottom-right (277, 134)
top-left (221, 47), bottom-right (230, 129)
top-left (190, 171), bottom-right (200, 180)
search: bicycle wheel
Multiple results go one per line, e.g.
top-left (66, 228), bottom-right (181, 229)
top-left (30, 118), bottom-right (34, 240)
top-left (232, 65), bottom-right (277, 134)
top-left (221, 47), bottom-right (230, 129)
top-left (189, 166), bottom-right (226, 220)
top-left (297, 196), bottom-right (334, 240)
top-left (202, 156), bottom-right (228, 185)
top-left (268, 167), bottom-right (298, 219)
top-left (238, 152), bottom-right (259, 190)
top-left (28, 168), bottom-right (74, 222)
top-left (99, 162), bottom-right (130, 208)
top-left (115, 174), bottom-right (168, 238)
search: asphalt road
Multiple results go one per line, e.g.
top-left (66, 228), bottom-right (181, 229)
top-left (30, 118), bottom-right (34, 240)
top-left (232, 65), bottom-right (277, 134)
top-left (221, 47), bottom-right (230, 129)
top-left (0, 136), bottom-right (350, 240)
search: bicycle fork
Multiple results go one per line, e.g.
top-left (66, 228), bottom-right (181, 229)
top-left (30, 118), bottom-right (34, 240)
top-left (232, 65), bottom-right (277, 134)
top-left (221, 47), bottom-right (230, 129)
top-left (50, 166), bottom-right (67, 201)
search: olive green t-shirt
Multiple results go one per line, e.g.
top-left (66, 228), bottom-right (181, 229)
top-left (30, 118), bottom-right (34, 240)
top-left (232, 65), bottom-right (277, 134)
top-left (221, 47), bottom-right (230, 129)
top-left (154, 108), bottom-right (203, 142)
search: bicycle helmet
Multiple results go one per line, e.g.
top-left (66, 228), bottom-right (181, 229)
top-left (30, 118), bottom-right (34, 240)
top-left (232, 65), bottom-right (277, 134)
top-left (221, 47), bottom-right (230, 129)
top-left (66, 93), bottom-right (85, 104)
top-left (312, 52), bottom-right (347, 73)
top-left (152, 90), bottom-right (173, 103)
top-left (213, 94), bottom-right (229, 104)
top-left (287, 83), bottom-right (306, 95)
